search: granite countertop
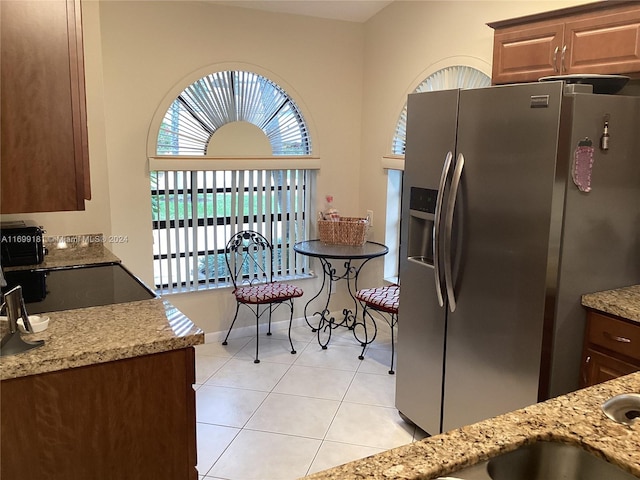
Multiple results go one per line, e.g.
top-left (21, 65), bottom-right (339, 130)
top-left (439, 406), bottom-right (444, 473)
top-left (304, 284), bottom-right (640, 480)
top-left (304, 372), bottom-right (640, 480)
top-left (3, 233), bottom-right (121, 271)
top-left (1, 237), bottom-right (203, 380)
top-left (582, 284), bottom-right (640, 324)
top-left (0, 298), bottom-right (204, 381)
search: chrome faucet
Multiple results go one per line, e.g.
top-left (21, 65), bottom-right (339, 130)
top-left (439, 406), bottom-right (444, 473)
top-left (0, 285), bottom-right (45, 356)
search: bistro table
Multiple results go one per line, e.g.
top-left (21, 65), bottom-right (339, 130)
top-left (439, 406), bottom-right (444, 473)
top-left (293, 240), bottom-right (389, 349)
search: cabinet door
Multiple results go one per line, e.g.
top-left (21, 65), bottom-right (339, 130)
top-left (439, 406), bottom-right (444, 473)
top-left (0, 0), bottom-right (90, 213)
top-left (0, 348), bottom-right (198, 480)
top-left (564, 6), bottom-right (640, 75)
top-left (581, 348), bottom-right (640, 388)
top-left (491, 21), bottom-right (564, 84)
top-left (586, 311), bottom-right (640, 363)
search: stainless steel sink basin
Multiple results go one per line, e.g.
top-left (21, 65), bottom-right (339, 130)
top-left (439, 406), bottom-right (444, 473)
top-left (602, 393), bottom-right (640, 426)
top-left (487, 441), bottom-right (639, 480)
top-left (436, 441), bottom-right (639, 480)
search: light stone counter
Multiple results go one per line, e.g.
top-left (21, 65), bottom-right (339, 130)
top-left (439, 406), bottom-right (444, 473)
top-left (582, 284), bottom-right (640, 324)
top-left (3, 233), bottom-right (121, 271)
top-left (303, 372), bottom-right (640, 479)
top-left (0, 298), bottom-right (204, 380)
top-left (2, 240), bottom-right (203, 380)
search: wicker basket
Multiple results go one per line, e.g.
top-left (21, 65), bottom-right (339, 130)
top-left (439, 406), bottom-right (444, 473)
top-left (318, 217), bottom-right (369, 246)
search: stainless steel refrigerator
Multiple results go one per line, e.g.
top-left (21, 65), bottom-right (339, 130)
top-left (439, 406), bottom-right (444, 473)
top-left (395, 81), bottom-right (640, 435)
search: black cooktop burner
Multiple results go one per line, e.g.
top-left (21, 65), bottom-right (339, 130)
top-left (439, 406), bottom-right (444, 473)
top-left (2, 263), bottom-right (157, 314)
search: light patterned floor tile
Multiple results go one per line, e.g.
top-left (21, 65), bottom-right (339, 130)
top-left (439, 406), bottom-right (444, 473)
top-left (207, 430), bottom-right (321, 480)
top-left (195, 319), bottom-right (413, 479)
top-left (234, 336), bottom-right (307, 364)
top-left (272, 364), bottom-right (355, 401)
top-left (195, 354), bottom-right (230, 384)
top-left (307, 440), bottom-right (384, 476)
top-left (356, 345), bottom-right (396, 375)
top-left (294, 342), bottom-right (366, 371)
top-left (267, 324), bottom-right (318, 344)
top-left (343, 371), bottom-right (396, 407)
top-left (245, 392), bottom-right (340, 438)
top-left (196, 385), bottom-right (268, 427)
top-left (325, 402), bottom-right (415, 450)
top-left (204, 357), bottom-right (291, 391)
top-left (196, 337), bottom-right (252, 358)
top-left (196, 422), bottom-right (239, 476)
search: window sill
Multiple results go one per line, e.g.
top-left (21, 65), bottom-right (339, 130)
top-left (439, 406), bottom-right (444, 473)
top-left (156, 273), bottom-right (316, 296)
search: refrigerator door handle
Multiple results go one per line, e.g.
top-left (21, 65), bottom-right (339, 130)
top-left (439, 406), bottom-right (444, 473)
top-left (444, 152), bottom-right (464, 312)
top-left (433, 151), bottom-right (453, 307)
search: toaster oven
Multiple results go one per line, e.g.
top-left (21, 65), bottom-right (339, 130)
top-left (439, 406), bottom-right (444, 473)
top-left (0, 220), bottom-right (47, 266)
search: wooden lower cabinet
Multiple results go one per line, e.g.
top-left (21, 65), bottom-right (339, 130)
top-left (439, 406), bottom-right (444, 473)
top-left (0, 348), bottom-right (197, 480)
top-left (580, 311), bottom-right (640, 388)
top-left (582, 347), bottom-right (639, 387)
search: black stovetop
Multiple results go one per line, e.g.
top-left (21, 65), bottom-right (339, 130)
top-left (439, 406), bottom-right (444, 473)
top-left (2, 263), bottom-right (157, 314)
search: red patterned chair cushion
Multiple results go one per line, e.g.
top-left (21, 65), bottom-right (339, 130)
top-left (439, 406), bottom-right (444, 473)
top-left (355, 285), bottom-right (400, 314)
top-left (234, 282), bottom-right (303, 304)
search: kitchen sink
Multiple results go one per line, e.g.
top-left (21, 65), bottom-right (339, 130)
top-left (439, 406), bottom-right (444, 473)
top-left (436, 441), bottom-right (639, 480)
top-left (488, 441), bottom-right (639, 480)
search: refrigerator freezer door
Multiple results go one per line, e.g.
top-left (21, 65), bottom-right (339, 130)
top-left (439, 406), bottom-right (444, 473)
top-left (441, 82), bottom-right (565, 432)
top-left (396, 89), bottom-right (460, 435)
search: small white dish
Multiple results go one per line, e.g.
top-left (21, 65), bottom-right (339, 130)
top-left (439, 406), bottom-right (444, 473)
top-left (18, 315), bottom-right (50, 333)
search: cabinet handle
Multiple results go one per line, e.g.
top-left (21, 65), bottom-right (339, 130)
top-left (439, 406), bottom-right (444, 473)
top-left (582, 355), bottom-right (591, 386)
top-left (603, 331), bottom-right (631, 343)
top-left (553, 46), bottom-right (559, 73)
top-left (561, 45), bottom-right (567, 72)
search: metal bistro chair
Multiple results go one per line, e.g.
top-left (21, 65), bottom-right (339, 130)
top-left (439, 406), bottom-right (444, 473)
top-left (222, 230), bottom-right (303, 363)
top-left (354, 284), bottom-right (399, 374)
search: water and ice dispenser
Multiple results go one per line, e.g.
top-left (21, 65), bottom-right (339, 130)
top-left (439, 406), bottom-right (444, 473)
top-left (407, 187), bottom-right (438, 268)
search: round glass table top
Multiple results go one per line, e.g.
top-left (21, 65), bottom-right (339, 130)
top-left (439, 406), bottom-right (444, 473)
top-left (293, 240), bottom-right (388, 260)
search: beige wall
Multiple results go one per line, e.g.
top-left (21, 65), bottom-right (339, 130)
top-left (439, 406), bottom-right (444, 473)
top-left (2, 0), bottom-right (591, 333)
top-left (97, 0), bottom-right (366, 332)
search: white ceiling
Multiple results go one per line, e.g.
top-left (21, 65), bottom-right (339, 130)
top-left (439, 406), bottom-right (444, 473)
top-left (209, 0), bottom-right (394, 23)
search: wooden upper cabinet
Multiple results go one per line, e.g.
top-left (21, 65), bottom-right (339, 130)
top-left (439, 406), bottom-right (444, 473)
top-left (491, 22), bottom-right (564, 84)
top-left (488, 1), bottom-right (640, 85)
top-left (565, 8), bottom-right (640, 75)
top-left (0, 0), bottom-right (90, 214)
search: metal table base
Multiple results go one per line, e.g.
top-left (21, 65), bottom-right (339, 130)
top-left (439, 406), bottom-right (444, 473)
top-left (293, 240), bottom-right (388, 350)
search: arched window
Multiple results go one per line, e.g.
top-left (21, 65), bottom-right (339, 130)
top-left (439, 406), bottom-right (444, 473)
top-left (156, 70), bottom-right (311, 156)
top-left (150, 70), bottom-right (313, 293)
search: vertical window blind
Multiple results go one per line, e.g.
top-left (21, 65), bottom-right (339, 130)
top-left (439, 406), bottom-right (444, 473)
top-left (151, 168), bottom-right (309, 293)
top-left (150, 69), bottom-right (315, 293)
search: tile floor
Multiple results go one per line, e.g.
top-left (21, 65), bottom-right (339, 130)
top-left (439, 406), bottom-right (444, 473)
top-left (194, 319), bottom-right (427, 480)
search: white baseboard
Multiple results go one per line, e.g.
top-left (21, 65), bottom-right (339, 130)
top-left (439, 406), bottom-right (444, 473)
top-left (203, 310), bottom-right (349, 344)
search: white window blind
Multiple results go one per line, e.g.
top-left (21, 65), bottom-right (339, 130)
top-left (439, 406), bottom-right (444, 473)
top-left (150, 69), bottom-right (315, 293)
top-left (152, 168), bottom-right (309, 293)
top-left (157, 71), bottom-right (311, 157)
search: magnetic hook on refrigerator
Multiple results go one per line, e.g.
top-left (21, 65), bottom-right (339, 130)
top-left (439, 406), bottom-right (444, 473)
top-left (578, 137), bottom-right (593, 147)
